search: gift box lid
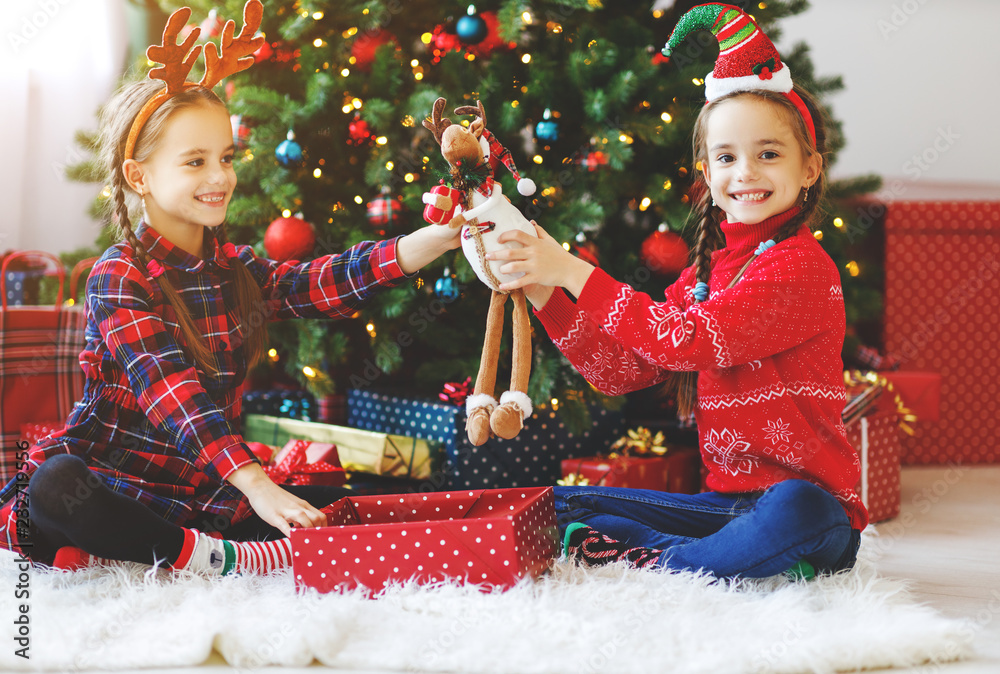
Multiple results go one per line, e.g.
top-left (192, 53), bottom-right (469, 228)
top-left (291, 487), bottom-right (558, 594)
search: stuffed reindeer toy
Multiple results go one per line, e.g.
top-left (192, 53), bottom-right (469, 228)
top-left (421, 98), bottom-right (537, 446)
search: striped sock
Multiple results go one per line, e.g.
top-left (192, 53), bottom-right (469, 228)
top-left (564, 523), bottom-right (663, 569)
top-left (171, 529), bottom-right (293, 576)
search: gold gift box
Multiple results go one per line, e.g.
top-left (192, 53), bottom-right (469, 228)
top-left (243, 414), bottom-right (437, 480)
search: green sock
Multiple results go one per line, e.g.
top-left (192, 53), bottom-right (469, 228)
top-left (784, 559), bottom-right (816, 581)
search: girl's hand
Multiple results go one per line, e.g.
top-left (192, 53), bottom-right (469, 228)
top-left (396, 222), bottom-right (462, 274)
top-left (423, 221), bottom-right (463, 251)
top-left (489, 222), bottom-right (595, 299)
top-left (227, 463), bottom-right (327, 536)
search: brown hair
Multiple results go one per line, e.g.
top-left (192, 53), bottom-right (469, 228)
top-left (99, 78), bottom-right (267, 373)
top-left (671, 85), bottom-right (828, 418)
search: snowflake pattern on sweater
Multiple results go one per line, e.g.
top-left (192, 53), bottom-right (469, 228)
top-left (535, 209), bottom-right (868, 530)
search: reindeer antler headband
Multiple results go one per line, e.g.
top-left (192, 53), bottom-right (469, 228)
top-left (124, 0), bottom-right (264, 161)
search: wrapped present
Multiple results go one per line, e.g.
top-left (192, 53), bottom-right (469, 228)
top-left (845, 410), bottom-right (901, 523)
top-left (316, 393), bottom-right (347, 425)
top-left (348, 389), bottom-right (624, 490)
top-left (883, 200), bottom-right (1000, 464)
top-left (842, 371), bottom-right (885, 426)
top-left (422, 183), bottom-right (463, 225)
top-left (2, 267), bottom-right (45, 306)
top-left (243, 414), bottom-right (436, 480)
top-left (290, 486), bottom-right (559, 594)
top-left (263, 439), bottom-right (346, 487)
top-left (20, 421), bottom-right (64, 446)
top-left (879, 371), bottom-right (941, 422)
top-left (560, 427), bottom-right (701, 492)
top-left (242, 389), bottom-right (316, 421)
top-left (246, 441), bottom-right (277, 464)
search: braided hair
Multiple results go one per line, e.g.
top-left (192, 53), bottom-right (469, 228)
top-left (671, 84), bottom-right (828, 419)
top-left (99, 79), bottom-right (266, 374)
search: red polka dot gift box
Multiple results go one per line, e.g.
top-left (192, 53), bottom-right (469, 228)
top-left (883, 200), bottom-right (1000, 464)
top-left (845, 411), bottom-right (901, 523)
top-left (290, 487), bottom-right (560, 594)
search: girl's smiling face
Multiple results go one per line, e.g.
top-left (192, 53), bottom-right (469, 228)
top-left (701, 96), bottom-right (820, 225)
top-left (135, 102), bottom-right (236, 244)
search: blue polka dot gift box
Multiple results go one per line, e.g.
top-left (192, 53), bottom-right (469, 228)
top-left (3, 268), bottom-right (45, 306)
top-left (347, 388), bottom-right (624, 489)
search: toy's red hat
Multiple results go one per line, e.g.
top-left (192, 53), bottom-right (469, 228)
top-left (481, 129), bottom-right (536, 197)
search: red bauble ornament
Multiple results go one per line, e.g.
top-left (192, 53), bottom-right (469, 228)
top-left (253, 40), bottom-right (274, 62)
top-left (467, 12), bottom-right (510, 57)
top-left (199, 9), bottom-right (224, 39)
top-left (571, 240), bottom-right (601, 268)
top-left (271, 41), bottom-right (301, 67)
top-left (579, 150), bottom-right (608, 171)
top-left (348, 116), bottom-right (372, 144)
top-left (366, 194), bottom-right (405, 234)
top-left (430, 25), bottom-right (461, 62)
top-left (351, 30), bottom-right (397, 71)
top-left (264, 216), bottom-right (316, 261)
top-left (640, 228), bottom-right (689, 277)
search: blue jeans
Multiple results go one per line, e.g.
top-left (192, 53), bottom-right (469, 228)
top-left (554, 479), bottom-right (861, 579)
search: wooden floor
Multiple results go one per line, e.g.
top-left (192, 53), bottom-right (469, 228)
top-left (121, 465), bottom-right (1000, 673)
top-left (868, 465), bottom-right (1000, 674)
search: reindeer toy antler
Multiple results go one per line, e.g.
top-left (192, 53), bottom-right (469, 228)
top-left (125, 0), bottom-right (264, 161)
top-left (421, 98), bottom-right (538, 446)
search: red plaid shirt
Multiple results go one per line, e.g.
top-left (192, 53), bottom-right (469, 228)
top-left (0, 224), bottom-right (412, 552)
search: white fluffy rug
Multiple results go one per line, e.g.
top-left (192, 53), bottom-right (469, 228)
top-left (0, 528), bottom-right (971, 673)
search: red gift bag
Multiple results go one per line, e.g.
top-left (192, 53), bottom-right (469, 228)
top-left (0, 252), bottom-right (88, 480)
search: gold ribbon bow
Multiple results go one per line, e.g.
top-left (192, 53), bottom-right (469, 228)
top-left (556, 472), bottom-right (591, 487)
top-left (844, 370), bottom-right (917, 435)
top-left (609, 426), bottom-right (669, 458)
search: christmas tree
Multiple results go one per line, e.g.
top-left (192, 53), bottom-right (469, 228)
top-left (70, 0), bottom-right (881, 430)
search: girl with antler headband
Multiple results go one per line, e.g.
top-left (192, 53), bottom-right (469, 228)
top-left (0, 1), bottom-right (460, 576)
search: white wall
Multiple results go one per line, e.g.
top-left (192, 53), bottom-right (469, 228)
top-left (0, 0), bottom-right (127, 256)
top-left (777, 0), bottom-right (999, 200)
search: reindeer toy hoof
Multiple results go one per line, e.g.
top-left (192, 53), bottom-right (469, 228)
top-left (465, 398), bottom-right (494, 447)
top-left (490, 391), bottom-right (533, 439)
top-left (421, 97), bottom-right (536, 446)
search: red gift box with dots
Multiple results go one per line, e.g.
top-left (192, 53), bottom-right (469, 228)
top-left (846, 411), bottom-right (901, 523)
top-left (883, 200), bottom-right (1000, 464)
top-left (290, 487), bottom-right (559, 594)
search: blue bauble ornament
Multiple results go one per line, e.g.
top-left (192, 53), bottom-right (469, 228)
top-left (275, 129), bottom-right (303, 167)
top-left (535, 108), bottom-right (559, 142)
top-left (434, 268), bottom-right (460, 301)
top-left (456, 7), bottom-right (488, 45)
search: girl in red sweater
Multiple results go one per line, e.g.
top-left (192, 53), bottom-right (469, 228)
top-left (488, 4), bottom-right (866, 579)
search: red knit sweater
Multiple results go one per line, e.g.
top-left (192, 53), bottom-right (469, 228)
top-left (536, 209), bottom-right (868, 530)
